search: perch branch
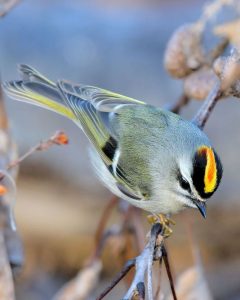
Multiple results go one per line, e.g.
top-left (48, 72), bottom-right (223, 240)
top-left (97, 223), bottom-right (167, 300)
top-left (123, 223), bottom-right (164, 300)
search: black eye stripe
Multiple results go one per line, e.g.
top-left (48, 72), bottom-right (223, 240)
top-left (178, 173), bottom-right (191, 193)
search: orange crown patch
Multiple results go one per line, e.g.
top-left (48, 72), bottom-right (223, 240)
top-left (198, 146), bottom-right (217, 193)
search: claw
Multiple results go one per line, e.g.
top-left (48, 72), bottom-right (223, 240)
top-left (147, 214), bottom-right (175, 238)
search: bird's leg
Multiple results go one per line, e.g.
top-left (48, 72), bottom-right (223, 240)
top-left (147, 214), bottom-right (176, 237)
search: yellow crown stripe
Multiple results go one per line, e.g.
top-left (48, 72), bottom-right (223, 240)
top-left (198, 146), bottom-right (217, 193)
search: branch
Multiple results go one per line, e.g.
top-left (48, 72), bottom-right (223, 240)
top-left (6, 130), bottom-right (69, 171)
top-left (94, 195), bottom-right (119, 255)
top-left (96, 259), bottom-right (136, 300)
top-left (167, 94), bottom-right (190, 114)
top-left (192, 80), bottom-right (222, 129)
top-left (162, 246), bottom-right (177, 300)
top-left (97, 223), bottom-right (168, 300)
top-left (53, 198), bottom-right (130, 300)
top-left (192, 47), bottom-right (240, 129)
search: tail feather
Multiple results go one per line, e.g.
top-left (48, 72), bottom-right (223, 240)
top-left (18, 64), bottom-right (56, 87)
top-left (3, 79), bottom-right (76, 120)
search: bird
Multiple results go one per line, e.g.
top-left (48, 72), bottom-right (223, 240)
top-left (3, 64), bottom-right (223, 235)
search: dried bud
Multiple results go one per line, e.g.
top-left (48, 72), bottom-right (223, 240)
top-left (164, 23), bottom-right (204, 78)
top-left (213, 49), bottom-right (240, 97)
top-left (184, 67), bottom-right (218, 100)
top-left (0, 184), bottom-right (7, 196)
top-left (52, 131), bottom-right (69, 145)
top-left (221, 53), bottom-right (240, 91)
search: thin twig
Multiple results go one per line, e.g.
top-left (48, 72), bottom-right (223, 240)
top-left (96, 259), bottom-right (136, 300)
top-left (96, 223), bottom-right (165, 300)
top-left (94, 195), bottom-right (119, 252)
top-left (54, 200), bottom-right (136, 300)
top-left (208, 38), bottom-right (229, 63)
top-left (6, 130), bottom-right (68, 171)
top-left (192, 81), bottom-right (223, 129)
top-left (162, 245), bottom-right (177, 300)
top-left (54, 227), bottom-right (123, 300)
top-left (123, 223), bottom-right (164, 300)
top-left (167, 94), bottom-right (190, 114)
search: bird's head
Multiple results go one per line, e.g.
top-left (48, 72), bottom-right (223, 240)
top-left (175, 145), bottom-right (223, 218)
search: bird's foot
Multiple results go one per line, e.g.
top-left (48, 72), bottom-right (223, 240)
top-left (147, 214), bottom-right (176, 238)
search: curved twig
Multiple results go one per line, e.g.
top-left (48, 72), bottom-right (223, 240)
top-left (167, 94), bottom-right (190, 114)
top-left (192, 80), bottom-right (223, 129)
top-left (96, 259), bottom-right (136, 300)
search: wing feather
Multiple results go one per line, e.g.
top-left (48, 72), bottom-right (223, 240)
top-left (58, 80), bottom-right (146, 112)
top-left (4, 64), bottom-right (144, 201)
top-left (57, 80), bottom-right (143, 199)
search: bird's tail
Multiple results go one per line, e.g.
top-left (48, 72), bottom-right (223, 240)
top-left (2, 64), bottom-right (76, 120)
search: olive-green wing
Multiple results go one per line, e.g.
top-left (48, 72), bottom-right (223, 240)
top-left (57, 80), bottom-right (144, 199)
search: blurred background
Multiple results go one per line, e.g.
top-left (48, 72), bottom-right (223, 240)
top-left (0, 0), bottom-right (240, 299)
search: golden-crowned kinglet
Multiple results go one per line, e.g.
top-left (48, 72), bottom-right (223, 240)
top-left (3, 65), bottom-right (223, 219)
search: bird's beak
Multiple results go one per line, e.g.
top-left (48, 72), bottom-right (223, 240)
top-left (193, 199), bottom-right (206, 218)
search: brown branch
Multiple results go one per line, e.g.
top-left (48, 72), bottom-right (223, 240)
top-left (96, 223), bottom-right (167, 300)
top-left (96, 258), bottom-right (136, 300)
top-left (192, 81), bottom-right (223, 129)
top-left (6, 130), bottom-right (69, 171)
top-left (167, 94), bottom-right (190, 114)
top-left (0, 0), bottom-right (20, 18)
top-left (162, 245), bottom-right (177, 300)
top-left (54, 200), bottom-right (135, 300)
top-left (94, 195), bottom-right (119, 252)
top-left (192, 47), bottom-right (240, 129)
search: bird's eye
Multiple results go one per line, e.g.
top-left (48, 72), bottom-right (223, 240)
top-left (179, 176), bottom-right (191, 191)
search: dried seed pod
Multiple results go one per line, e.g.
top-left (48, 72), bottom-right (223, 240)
top-left (164, 23), bottom-right (204, 78)
top-left (221, 55), bottom-right (240, 91)
top-left (214, 51), bottom-right (240, 97)
top-left (184, 67), bottom-right (218, 100)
